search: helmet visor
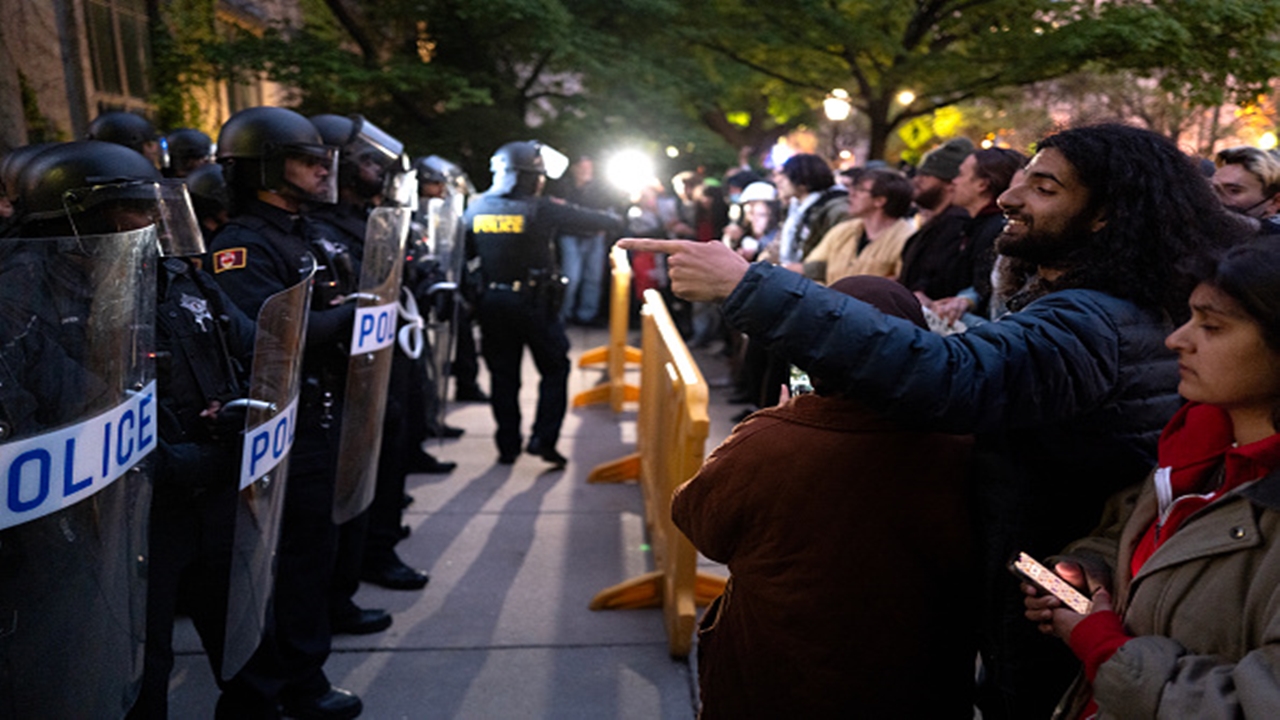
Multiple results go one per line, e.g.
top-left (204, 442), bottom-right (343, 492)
top-left (383, 154), bottom-right (419, 210)
top-left (540, 144), bottom-right (570, 180)
top-left (63, 179), bottom-right (204, 256)
top-left (347, 118), bottom-right (404, 172)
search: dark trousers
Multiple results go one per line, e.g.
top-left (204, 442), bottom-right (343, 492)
top-left (477, 289), bottom-right (570, 456)
top-left (452, 303), bottom-right (481, 389)
top-left (128, 475), bottom-right (236, 719)
top-left (364, 348), bottom-right (414, 565)
top-left (218, 414), bottom-right (339, 718)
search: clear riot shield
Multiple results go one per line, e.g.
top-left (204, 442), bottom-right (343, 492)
top-left (0, 227), bottom-right (157, 719)
top-left (424, 195), bottom-right (461, 425)
top-left (220, 263), bottom-right (314, 680)
top-left (332, 206), bottom-right (408, 524)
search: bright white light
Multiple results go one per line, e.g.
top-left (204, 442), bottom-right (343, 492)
top-left (896, 90), bottom-right (916, 106)
top-left (665, 145), bottom-right (680, 158)
top-left (605, 149), bottom-right (656, 198)
top-left (768, 140), bottom-right (794, 169)
top-left (1260, 132), bottom-right (1278, 151)
top-left (824, 88), bottom-right (852, 121)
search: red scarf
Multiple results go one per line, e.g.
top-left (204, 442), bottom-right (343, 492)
top-left (1132, 403), bottom-right (1280, 573)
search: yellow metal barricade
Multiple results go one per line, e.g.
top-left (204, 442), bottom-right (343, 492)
top-left (572, 245), bottom-right (641, 412)
top-left (587, 289), bottom-right (727, 658)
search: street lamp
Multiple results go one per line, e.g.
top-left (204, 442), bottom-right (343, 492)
top-left (896, 89), bottom-right (916, 107)
top-left (824, 89), bottom-right (853, 161)
top-left (824, 88), bottom-right (852, 121)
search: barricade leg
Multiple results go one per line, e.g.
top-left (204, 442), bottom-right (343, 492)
top-left (586, 453), bottom-right (640, 484)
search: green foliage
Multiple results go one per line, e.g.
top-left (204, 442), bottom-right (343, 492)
top-left (148, 0), bottom-right (219, 130)
top-left (143, 0), bottom-right (1280, 175)
top-left (1083, 0), bottom-right (1280, 108)
top-left (18, 72), bottom-right (63, 143)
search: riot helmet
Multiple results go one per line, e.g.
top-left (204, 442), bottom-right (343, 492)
top-left (216, 106), bottom-right (339, 207)
top-left (310, 113), bottom-right (414, 207)
top-left (163, 127), bottom-right (214, 178)
top-left (1, 143), bottom-right (58, 202)
top-left (0, 143), bottom-right (58, 226)
top-left (86, 111), bottom-right (162, 167)
top-left (413, 156), bottom-right (447, 186)
top-left (15, 140), bottom-right (203, 255)
top-left (183, 162), bottom-right (230, 239)
top-left (488, 140), bottom-right (568, 196)
top-left (427, 155), bottom-right (474, 195)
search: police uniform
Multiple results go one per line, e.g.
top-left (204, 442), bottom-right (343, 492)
top-left (308, 202), bottom-right (427, 597)
top-left (129, 257), bottom-right (255, 719)
top-left (208, 198), bottom-right (357, 715)
top-left (465, 193), bottom-right (622, 461)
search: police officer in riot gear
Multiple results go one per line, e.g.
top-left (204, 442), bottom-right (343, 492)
top-left (466, 140), bottom-right (624, 466)
top-left (415, 155), bottom-right (488, 404)
top-left (308, 113), bottom-right (437, 596)
top-left (0, 142), bottom-right (160, 719)
top-left (208, 106), bottom-right (364, 720)
top-left (21, 142), bottom-right (256, 720)
top-left (86, 110), bottom-right (163, 168)
top-left (164, 127), bottom-right (215, 178)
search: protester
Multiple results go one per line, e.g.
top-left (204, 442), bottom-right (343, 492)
top-left (762, 153), bottom-right (848, 266)
top-left (1024, 240), bottom-right (1280, 718)
top-left (796, 168), bottom-right (915, 284)
top-left (931, 147), bottom-right (1028, 324)
top-left (622, 123), bottom-right (1248, 720)
top-left (1212, 145), bottom-right (1280, 234)
top-left (675, 276), bottom-right (975, 719)
top-left (897, 136), bottom-right (975, 302)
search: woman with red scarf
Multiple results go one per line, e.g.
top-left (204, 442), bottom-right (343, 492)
top-left (1024, 241), bottom-right (1280, 718)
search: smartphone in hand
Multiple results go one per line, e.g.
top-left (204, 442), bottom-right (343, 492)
top-left (788, 365), bottom-right (813, 396)
top-left (1009, 552), bottom-right (1093, 614)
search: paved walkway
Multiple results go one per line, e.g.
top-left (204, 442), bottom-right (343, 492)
top-left (169, 324), bottom-right (742, 719)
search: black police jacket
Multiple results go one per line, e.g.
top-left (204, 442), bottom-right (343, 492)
top-left (155, 257), bottom-right (255, 483)
top-left (209, 199), bottom-right (356, 355)
top-left (464, 192), bottom-right (623, 285)
top-left (156, 258), bottom-right (254, 439)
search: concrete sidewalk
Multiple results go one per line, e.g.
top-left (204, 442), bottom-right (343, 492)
top-left (168, 324), bottom-right (740, 719)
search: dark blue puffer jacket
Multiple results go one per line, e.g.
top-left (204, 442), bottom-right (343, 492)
top-left (721, 261), bottom-right (1182, 714)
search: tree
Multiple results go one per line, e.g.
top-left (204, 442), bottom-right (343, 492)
top-left (673, 0), bottom-right (1280, 160)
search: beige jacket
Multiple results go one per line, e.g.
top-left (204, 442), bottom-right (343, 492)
top-left (802, 216), bottom-right (915, 285)
top-left (1055, 468), bottom-right (1280, 719)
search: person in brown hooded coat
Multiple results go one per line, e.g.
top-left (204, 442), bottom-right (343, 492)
top-left (672, 275), bottom-right (975, 719)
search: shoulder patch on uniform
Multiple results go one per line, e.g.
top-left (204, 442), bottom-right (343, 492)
top-left (213, 247), bottom-right (247, 273)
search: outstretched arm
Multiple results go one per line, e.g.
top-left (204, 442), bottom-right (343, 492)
top-left (616, 238), bottom-right (750, 302)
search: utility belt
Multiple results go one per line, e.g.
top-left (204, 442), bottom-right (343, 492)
top-left (486, 270), bottom-right (566, 312)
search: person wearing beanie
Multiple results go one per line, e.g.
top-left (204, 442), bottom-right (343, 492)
top-left (897, 136), bottom-right (977, 305)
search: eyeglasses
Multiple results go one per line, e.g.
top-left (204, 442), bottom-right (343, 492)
top-left (849, 184), bottom-right (874, 195)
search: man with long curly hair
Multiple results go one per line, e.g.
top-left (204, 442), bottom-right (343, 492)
top-left (622, 124), bottom-right (1251, 720)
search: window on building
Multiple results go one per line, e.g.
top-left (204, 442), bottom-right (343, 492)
top-left (85, 0), bottom-right (152, 101)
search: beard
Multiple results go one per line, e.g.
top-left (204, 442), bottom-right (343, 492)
top-left (994, 213), bottom-right (1096, 267)
top-left (914, 184), bottom-right (947, 212)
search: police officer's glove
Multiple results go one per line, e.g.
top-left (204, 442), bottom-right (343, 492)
top-left (205, 401), bottom-right (248, 443)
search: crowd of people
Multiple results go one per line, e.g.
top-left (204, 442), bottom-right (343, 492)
top-left (4, 107), bottom-right (1280, 720)
top-left (625, 123), bottom-right (1280, 719)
